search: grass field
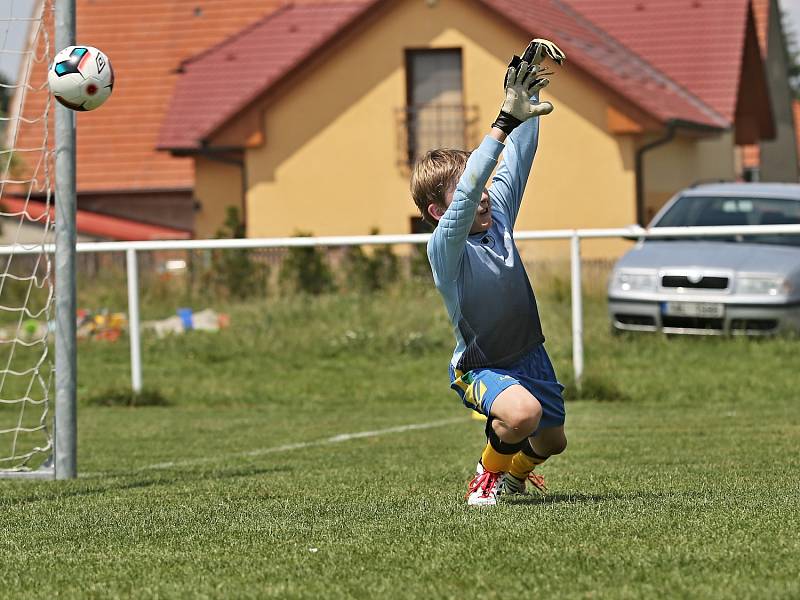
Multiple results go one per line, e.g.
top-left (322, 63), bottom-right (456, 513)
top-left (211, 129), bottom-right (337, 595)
top-left (2, 277), bottom-right (799, 599)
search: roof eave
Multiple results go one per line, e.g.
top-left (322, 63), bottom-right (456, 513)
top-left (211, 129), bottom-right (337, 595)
top-left (158, 141), bottom-right (203, 155)
top-left (667, 118), bottom-right (729, 135)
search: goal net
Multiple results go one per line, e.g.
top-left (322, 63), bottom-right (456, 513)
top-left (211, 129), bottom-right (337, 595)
top-left (0, 0), bottom-right (56, 477)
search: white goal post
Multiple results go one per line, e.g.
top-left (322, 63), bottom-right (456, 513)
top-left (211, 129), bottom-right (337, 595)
top-left (0, 0), bottom-right (76, 480)
top-left (53, 0), bottom-right (77, 480)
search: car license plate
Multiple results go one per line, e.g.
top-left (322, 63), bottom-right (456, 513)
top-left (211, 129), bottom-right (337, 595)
top-left (662, 302), bottom-right (724, 318)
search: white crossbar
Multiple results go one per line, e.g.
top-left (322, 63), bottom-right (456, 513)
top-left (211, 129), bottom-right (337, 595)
top-left (0, 224), bottom-right (799, 255)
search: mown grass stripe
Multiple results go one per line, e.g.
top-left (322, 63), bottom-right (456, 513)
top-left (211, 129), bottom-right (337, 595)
top-left (83, 416), bottom-right (470, 476)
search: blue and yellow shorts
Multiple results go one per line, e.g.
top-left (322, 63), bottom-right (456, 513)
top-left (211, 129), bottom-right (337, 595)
top-left (449, 344), bottom-right (566, 432)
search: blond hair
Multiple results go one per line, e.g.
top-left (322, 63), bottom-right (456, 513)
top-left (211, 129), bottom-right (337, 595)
top-left (410, 148), bottom-right (470, 227)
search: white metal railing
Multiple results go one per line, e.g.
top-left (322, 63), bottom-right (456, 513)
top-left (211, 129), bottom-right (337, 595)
top-left (2, 223), bottom-right (800, 392)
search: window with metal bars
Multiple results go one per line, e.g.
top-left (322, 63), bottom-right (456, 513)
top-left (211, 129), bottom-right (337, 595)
top-left (398, 49), bottom-right (478, 168)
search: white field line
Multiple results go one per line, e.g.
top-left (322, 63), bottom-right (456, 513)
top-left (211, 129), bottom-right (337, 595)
top-left (83, 416), bottom-right (470, 477)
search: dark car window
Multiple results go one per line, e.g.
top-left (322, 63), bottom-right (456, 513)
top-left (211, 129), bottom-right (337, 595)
top-left (652, 195), bottom-right (800, 246)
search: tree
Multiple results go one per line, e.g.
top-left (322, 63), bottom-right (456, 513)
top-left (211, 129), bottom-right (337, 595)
top-left (212, 206), bottom-right (268, 299)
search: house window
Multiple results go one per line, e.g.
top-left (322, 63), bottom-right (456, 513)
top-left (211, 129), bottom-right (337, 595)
top-left (403, 49), bottom-right (473, 166)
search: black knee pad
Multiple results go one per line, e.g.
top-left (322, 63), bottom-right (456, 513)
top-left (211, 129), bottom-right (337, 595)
top-left (521, 440), bottom-right (549, 460)
top-left (485, 417), bottom-right (528, 455)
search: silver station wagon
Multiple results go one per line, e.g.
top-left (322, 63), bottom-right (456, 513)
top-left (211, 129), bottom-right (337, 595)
top-left (608, 183), bottom-right (800, 335)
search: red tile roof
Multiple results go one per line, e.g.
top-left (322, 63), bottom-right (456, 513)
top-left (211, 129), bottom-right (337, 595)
top-left (161, 0), bottom-right (730, 151)
top-left (565, 0), bottom-right (751, 123)
top-left (159, 1), bottom-right (374, 150)
top-left (14, 0), bottom-right (309, 193)
top-left (2, 198), bottom-right (190, 240)
top-left (481, 0), bottom-right (728, 127)
top-left (13, 0), bottom-right (762, 196)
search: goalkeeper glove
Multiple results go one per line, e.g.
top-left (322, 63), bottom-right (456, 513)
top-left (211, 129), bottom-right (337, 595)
top-left (504, 38), bottom-right (566, 88)
top-left (492, 60), bottom-right (552, 134)
top-left (522, 38), bottom-right (566, 66)
top-left (493, 38), bottom-right (566, 134)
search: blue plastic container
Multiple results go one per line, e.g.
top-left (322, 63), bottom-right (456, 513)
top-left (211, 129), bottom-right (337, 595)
top-left (177, 308), bottom-right (193, 330)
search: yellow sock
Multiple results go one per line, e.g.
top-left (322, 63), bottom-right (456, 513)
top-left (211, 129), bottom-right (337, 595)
top-left (480, 443), bottom-right (514, 473)
top-left (508, 451), bottom-right (547, 480)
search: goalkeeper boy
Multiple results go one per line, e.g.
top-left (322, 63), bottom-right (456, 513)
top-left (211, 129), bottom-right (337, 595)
top-left (410, 40), bottom-right (567, 506)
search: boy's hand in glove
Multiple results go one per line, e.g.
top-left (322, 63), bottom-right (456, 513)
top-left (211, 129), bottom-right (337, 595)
top-left (493, 38), bottom-right (566, 134)
top-left (492, 60), bottom-right (553, 134)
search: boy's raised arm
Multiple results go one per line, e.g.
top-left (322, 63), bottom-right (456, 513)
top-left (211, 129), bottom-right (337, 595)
top-left (428, 134), bottom-right (505, 282)
top-left (490, 106), bottom-right (541, 225)
top-left (428, 53), bottom-right (557, 282)
top-left (490, 39), bottom-right (566, 224)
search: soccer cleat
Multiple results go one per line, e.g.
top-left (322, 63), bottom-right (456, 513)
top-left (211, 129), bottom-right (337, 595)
top-left (502, 471), bottom-right (548, 496)
top-left (501, 473), bottom-right (527, 495)
top-left (466, 464), bottom-right (504, 506)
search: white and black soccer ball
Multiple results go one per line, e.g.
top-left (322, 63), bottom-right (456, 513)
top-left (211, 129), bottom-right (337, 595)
top-left (47, 46), bottom-right (114, 111)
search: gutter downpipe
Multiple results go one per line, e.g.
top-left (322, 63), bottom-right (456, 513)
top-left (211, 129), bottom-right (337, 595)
top-left (634, 119), bottom-right (679, 226)
top-left (634, 119), bottom-right (727, 225)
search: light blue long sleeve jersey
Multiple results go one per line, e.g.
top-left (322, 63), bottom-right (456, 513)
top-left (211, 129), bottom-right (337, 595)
top-left (427, 116), bottom-right (545, 373)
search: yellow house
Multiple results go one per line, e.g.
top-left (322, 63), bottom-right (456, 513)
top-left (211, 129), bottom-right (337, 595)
top-left (158, 0), bottom-right (775, 258)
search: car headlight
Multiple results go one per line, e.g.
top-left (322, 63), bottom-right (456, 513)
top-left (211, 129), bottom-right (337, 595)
top-left (611, 270), bottom-right (657, 292)
top-left (736, 276), bottom-right (790, 296)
